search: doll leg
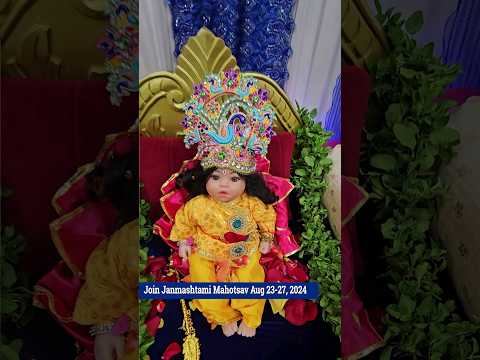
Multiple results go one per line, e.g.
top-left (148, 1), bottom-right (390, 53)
top-left (230, 251), bottom-right (266, 329)
top-left (189, 252), bottom-right (241, 327)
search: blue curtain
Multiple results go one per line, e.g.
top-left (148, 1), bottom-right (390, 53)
top-left (322, 74), bottom-right (341, 142)
top-left (442, 0), bottom-right (480, 89)
top-left (168, 0), bottom-right (295, 87)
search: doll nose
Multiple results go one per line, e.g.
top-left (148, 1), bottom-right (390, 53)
top-left (219, 178), bottom-right (230, 187)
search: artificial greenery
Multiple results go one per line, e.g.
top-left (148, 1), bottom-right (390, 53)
top-left (139, 198), bottom-right (155, 360)
top-left (0, 187), bottom-right (33, 360)
top-left (292, 106), bottom-right (341, 336)
top-left (361, 2), bottom-right (480, 359)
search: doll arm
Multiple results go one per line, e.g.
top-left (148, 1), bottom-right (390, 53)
top-left (169, 201), bottom-right (196, 242)
top-left (249, 197), bottom-right (276, 242)
top-left (170, 202), bottom-right (196, 259)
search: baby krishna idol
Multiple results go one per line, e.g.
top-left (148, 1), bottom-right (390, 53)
top-left (165, 69), bottom-right (281, 338)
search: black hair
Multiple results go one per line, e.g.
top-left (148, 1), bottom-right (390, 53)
top-left (86, 148), bottom-right (138, 227)
top-left (175, 163), bottom-right (278, 205)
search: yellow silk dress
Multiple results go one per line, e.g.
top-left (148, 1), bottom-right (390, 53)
top-left (169, 193), bottom-right (276, 329)
top-left (73, 220), bottom-right (138, 360)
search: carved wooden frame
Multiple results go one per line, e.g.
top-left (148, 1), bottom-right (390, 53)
top-left (139, 27), bottom-right (302, 137)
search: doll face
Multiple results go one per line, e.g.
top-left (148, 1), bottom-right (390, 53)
top-left (206, 168), bottom-right (246, 202)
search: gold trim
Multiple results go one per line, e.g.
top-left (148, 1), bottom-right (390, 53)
top-left (284, 247), bottom-right (300, 257)
top-left (160, 192), bottom-right (176, 221)
top-left (345, 341), bottom-right (385, 360)
top-left (51, 163), bottom-right (94, 215)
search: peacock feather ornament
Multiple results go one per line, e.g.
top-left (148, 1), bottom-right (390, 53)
top-left (181, 68), bottom-right (276, 174)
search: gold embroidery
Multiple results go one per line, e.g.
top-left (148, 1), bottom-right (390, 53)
top-left (170, 195), bottom-right (272, 263)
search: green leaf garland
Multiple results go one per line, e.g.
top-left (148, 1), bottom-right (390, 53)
top-left (362, 4), bottom-right (480, 359)
top-left (292, 106), bottom-right (340, 336)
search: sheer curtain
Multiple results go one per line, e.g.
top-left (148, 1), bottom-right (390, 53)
top-left (139, 0), bottom-right (341, 127)
top-left (285, 0), bottom-right (341, 124)
top-left (139, 0), bottom-right (175, 79)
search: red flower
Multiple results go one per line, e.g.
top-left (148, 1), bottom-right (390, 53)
top-left (145, 316), bottom-right (161, 337)
top-left (144, 256), bottom-right (167, 277)
top-left (284, 299), bottom-right (318, 326)
top-left (162, 342), bottom-right (182, 360)
top-left (171, 251), bottom-right (190, 276)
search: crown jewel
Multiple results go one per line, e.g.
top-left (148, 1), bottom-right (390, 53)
top-left (181, 68), bottom-right (276, 174)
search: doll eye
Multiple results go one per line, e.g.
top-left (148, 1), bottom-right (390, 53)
top-left (231, 176), bottom-right (241, 182)
top-left (211, 175), bottom-right (220, 180)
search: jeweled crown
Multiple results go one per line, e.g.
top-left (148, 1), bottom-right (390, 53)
top-left (181, 68), bottom-right (276, 174)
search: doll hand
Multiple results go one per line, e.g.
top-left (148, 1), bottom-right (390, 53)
top-left (94, 333), bottom-right (125, 360)
top-left (178, 240), bottom-right (192, 260)
top-left (259, 240), bottom-right (272, 254)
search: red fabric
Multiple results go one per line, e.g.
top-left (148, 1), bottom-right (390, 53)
top-left (52, 201), bottom-right (118, 274)
top-left (341, 66), bottom-right (384, 358)
top-left (139, 132), bottom-right (296, 218)
top-left (54, 176), bottom-right (90, 216)
top-left (341, 66), bottom-right (371, 178)
top-left (341, 66), bottom-right (372, 274)
top-left (1, 79), bottom-right (136, 280)
top-left (341, 177), bottom-right (367, 221)
top-left (341, 181), bottom-right (383, 358)
top-left (223, 232), bottom-right (248, 243)
top-left (34, 261), bottom-right (93, 351)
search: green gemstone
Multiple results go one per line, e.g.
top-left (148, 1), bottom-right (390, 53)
top-left (218, 152), bottom-right (226, 160)
top-left (232, 219), bottom-right (242, 229)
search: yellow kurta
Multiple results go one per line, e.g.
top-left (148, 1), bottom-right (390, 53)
top-left (73, 219), bottom-right (139, 360)
top-left (170, 194), bottom-right (276, 328)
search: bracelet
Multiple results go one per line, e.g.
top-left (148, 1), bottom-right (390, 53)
top-left (260, 233), bottom-right (274, 243)
top-left (89, 322), bottom-right (114, 336)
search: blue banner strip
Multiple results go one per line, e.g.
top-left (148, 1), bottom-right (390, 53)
top-left (139, 282), bottom-right (320, 300)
